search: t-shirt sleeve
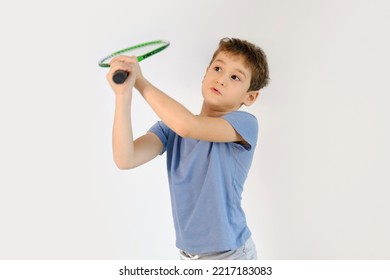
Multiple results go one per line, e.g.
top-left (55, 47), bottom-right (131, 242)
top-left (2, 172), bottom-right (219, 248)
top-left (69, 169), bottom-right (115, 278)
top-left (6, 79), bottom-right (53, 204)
top-left (222, 111), bottom-right (259, 150)
top-left (148, 121), bottom-right (170, 155)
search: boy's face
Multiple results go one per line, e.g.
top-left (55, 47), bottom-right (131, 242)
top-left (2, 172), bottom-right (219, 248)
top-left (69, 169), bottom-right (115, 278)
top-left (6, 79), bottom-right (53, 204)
top-left (202, 51), bottom-right (258, 113)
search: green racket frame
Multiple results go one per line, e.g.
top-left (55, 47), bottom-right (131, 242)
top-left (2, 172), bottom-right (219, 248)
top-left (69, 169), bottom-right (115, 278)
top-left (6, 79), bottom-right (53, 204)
top-left (98, 39), bottom-right (170, 67)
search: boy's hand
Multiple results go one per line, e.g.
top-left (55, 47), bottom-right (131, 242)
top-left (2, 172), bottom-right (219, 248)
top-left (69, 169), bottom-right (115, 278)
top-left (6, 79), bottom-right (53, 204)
top-left (106, 56), bottom-right (143, 96)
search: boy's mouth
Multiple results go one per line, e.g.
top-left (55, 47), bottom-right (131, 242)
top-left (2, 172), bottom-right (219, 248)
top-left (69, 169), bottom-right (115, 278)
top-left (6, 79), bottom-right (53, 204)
top-left (211, 87), bottom-right (222, 95)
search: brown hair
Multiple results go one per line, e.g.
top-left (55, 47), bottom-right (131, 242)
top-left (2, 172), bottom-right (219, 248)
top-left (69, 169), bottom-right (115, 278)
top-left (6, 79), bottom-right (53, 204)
top-left (210, 38), bottom-right (270, 91)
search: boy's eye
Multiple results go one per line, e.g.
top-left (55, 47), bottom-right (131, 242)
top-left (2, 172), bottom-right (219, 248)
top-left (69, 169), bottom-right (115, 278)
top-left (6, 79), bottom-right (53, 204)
top-left (231, 75), bottom-right (240, 81)
top-left (214, 66), bottom-right (222, 72)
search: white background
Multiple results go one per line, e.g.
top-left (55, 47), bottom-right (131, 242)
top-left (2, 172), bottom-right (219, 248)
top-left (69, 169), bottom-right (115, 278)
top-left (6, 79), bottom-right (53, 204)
top-left (0, 0), bottom-right (389, 259)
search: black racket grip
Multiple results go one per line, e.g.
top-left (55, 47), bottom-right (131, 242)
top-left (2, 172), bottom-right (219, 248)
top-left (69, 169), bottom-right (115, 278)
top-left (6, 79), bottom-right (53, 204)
top-left (113, 70), bottom-right (129, 84)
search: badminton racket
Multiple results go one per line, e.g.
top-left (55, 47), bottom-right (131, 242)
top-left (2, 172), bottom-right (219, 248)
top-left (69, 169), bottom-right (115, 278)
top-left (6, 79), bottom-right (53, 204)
top-left (98, 39), bottom-right (170, 84)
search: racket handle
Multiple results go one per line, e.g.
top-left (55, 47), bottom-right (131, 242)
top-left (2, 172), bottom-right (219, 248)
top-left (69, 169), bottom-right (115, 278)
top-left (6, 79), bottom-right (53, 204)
top-left (113, 70), bottom-right (129, 84)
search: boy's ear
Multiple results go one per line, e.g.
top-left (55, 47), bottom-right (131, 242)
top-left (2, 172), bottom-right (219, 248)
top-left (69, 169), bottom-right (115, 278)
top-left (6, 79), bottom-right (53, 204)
top-left (243, 90), bottom-right (259, 106)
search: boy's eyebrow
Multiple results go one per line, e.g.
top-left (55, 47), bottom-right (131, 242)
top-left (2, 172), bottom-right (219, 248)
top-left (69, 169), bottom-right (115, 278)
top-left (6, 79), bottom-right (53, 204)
top-left (213, 59), bottom-right (247, 78)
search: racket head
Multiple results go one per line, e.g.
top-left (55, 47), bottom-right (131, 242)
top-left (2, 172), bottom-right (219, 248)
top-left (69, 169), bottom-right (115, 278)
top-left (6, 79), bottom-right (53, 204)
top-left (98, 39), bottom-right (170, 67)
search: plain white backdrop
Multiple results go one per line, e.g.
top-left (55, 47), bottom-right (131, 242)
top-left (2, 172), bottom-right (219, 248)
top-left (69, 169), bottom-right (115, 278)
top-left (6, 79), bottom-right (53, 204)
top-left (0, 0), bottom-right (389, 259)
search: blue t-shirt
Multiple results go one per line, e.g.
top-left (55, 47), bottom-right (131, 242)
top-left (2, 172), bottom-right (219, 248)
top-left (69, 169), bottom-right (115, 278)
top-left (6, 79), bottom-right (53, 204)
top-left (149, 111), bottom-right (258, 254)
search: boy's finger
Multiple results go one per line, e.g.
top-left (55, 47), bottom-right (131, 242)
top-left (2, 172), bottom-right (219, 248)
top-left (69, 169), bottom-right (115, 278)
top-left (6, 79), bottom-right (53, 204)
top-left (109, 61), bottom-right (132, 72)
top-left (109, 55), bottom-right (138, 66)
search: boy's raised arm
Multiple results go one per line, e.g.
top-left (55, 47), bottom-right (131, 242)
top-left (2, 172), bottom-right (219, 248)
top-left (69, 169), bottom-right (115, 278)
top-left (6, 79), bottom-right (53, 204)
top-left (108, 57), bottom-right (162, 170)
top-left (135, 77), bottom-right (244, 143)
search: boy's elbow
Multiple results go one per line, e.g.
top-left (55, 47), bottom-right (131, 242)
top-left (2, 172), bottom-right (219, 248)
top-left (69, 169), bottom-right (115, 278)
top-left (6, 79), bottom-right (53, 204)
top-left (115, 163), bottom-right (133, 170)
top-left (113, 157), bottom-right (135, 170)
top-left (175, 125), bottom-right (191, 138)
top-left (173, 116), bottom-right (196, 138)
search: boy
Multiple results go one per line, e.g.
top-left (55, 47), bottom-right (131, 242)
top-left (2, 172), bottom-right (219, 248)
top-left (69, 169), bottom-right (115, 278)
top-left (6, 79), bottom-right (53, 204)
top-left (107, 38), bottom-right (269, 260)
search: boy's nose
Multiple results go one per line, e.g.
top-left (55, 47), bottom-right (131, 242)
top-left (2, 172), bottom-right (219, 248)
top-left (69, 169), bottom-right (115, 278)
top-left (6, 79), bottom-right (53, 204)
top-left (216, 79), bottom-right (225, 87)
